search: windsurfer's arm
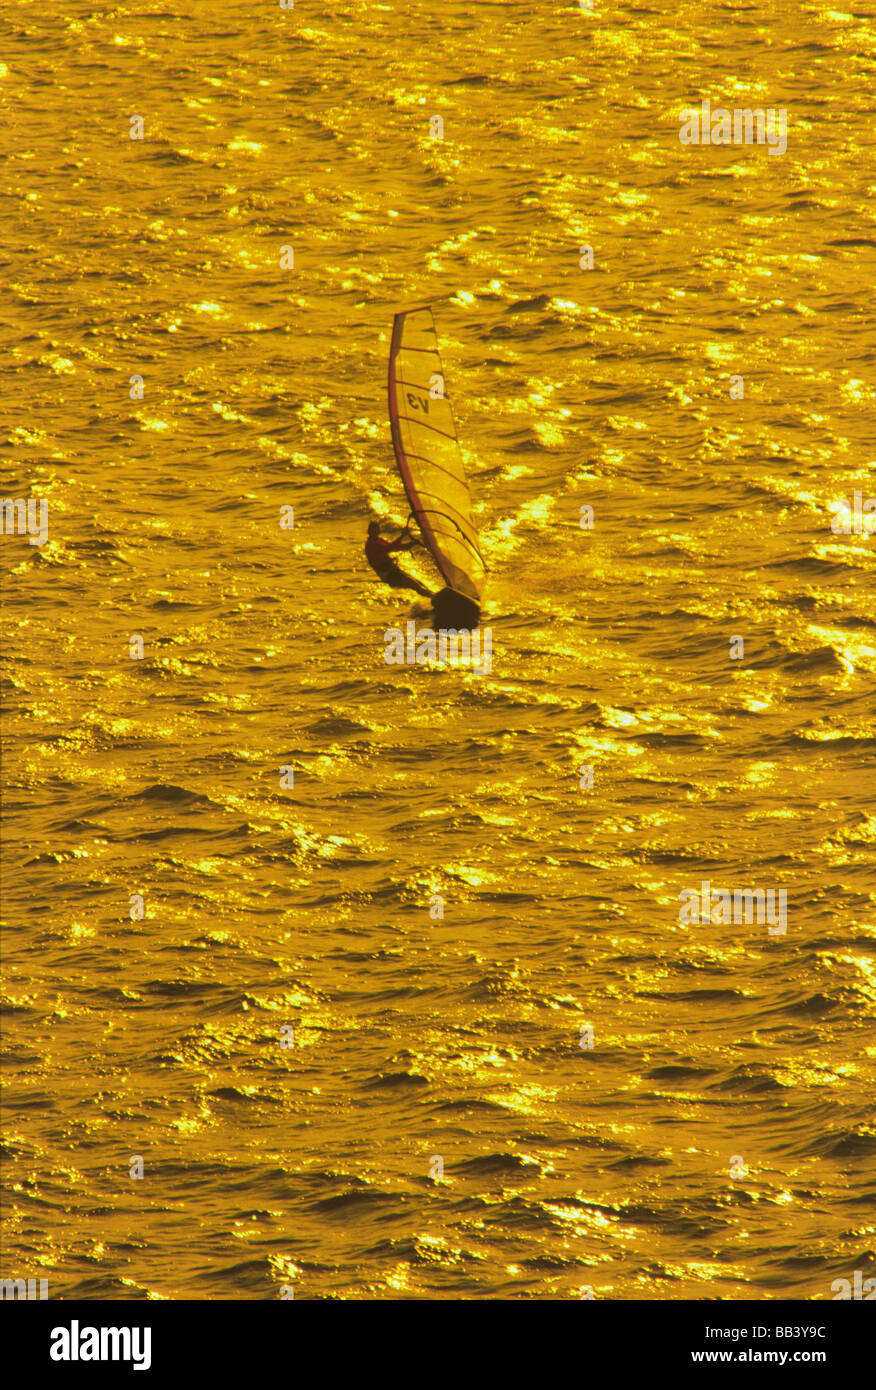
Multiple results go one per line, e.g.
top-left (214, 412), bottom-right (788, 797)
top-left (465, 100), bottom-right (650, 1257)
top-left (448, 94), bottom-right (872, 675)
top-left (387, 531), bottom-right (415, 551)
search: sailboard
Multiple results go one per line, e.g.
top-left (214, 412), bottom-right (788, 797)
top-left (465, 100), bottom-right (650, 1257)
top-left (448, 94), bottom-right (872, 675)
top-left (388, 306), bottom-right (486, 626)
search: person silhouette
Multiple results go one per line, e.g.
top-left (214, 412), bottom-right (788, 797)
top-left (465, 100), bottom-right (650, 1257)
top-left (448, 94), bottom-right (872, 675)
top-left (364, 520), bottom-right (433, 599)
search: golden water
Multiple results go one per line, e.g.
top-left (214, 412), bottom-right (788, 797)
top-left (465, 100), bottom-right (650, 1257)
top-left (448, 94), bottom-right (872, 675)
top-left (1, 0), bottom-right (874, 1299)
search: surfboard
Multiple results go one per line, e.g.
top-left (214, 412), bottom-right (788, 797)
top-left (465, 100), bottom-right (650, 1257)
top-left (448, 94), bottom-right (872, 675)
top-left (387, 306), bottom-right (486, 628)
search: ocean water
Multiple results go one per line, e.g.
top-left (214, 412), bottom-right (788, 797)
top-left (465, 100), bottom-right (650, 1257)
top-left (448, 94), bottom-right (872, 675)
top-left (1, 0), bottom-right (874, 1299)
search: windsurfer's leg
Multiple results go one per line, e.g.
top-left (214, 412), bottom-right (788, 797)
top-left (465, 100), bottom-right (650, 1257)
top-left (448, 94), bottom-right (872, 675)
top-left (379, 563), bottom-right (431, 598)
top-left (393, 572), bottom-right (433, 599)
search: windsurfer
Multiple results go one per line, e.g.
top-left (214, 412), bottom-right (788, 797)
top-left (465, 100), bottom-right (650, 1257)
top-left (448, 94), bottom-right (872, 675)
top-left (365, 520), bottom-right (434, 599)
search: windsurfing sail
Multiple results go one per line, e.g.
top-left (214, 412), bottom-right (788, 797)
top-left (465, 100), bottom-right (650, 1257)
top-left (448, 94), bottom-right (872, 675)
top-left (388, 307), bottom-right (487, 607)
